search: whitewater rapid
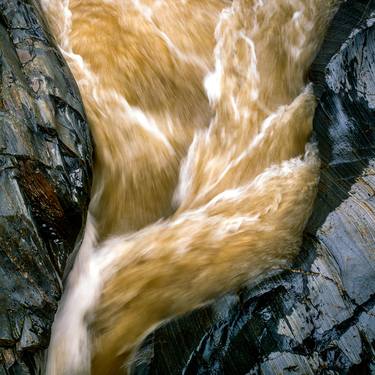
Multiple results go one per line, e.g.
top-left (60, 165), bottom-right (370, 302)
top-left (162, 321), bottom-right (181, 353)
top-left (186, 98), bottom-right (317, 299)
top-left (40, 0), bottom-right (339, 373)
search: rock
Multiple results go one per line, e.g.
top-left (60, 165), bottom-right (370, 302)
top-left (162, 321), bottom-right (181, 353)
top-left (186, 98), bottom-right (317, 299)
top-left (0, 0), bottom-right (92, 373)
top-left (132, 1), bottom-right (375, 374)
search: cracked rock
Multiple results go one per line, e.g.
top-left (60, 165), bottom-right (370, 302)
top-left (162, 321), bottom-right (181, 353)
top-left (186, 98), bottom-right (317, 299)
top-left (0, 0), bottom-right (92, 373)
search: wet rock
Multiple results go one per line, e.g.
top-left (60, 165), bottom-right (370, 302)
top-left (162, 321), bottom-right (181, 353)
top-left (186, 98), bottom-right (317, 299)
top-left (0, 0), bottom-right (92, 373)
top-left (133, 1), bottom-right (375, 374)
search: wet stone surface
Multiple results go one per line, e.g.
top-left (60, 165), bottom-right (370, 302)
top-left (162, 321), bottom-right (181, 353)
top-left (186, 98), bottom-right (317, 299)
top-left (0, 0), bottom-right (92, 373)
top-left (133, 1), bottom-right (375, 374)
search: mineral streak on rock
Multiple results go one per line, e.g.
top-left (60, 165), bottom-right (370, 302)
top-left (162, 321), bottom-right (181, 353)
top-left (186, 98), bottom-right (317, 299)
top-left (132, 1), bottom-right (375, 374)
top-left (0, 0), bottom-right (92, 373)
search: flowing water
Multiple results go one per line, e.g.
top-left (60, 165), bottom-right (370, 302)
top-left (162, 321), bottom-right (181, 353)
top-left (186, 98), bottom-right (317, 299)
top-left (40, 0), bottom-right (339, 373)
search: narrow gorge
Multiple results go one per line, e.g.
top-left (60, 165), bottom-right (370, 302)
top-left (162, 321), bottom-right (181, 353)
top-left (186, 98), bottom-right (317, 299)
top-left (0, 0), bottom-right (374, 374)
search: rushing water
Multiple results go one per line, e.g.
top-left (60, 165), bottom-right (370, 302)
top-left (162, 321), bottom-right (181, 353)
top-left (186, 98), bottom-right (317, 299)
top-left (40, 0), bottom-right (339, 373)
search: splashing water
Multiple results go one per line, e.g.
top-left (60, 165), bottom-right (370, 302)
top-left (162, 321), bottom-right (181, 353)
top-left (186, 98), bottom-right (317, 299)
top-left (40, 0), bottom-right (340, 373)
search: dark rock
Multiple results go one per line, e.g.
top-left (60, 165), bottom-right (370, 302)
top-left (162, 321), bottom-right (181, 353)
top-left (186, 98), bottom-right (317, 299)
top-left (0, 0), bottom-right (92, 373)
top-left (132, 1), bottom-right (375, 374)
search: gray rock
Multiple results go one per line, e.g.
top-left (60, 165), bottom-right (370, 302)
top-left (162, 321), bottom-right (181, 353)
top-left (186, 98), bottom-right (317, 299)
top-left (0, 0), bottom-right (92, 373)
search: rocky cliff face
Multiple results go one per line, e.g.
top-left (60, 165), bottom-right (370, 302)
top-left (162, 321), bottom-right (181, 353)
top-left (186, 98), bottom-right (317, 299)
top-left (0, 0), bottom-right (374, 374)
top-left (0, 1), bottom-right (92, 373)
top-left (132, 1), bottom-right (375, 374)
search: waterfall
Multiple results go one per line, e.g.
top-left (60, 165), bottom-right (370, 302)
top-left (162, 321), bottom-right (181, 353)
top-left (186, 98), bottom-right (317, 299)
top-left (40, 0), bottom-right (339, 373)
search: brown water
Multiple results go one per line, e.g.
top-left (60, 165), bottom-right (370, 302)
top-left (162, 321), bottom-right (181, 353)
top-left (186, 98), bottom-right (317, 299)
top-left (40, 0), bottom-right (339, 373)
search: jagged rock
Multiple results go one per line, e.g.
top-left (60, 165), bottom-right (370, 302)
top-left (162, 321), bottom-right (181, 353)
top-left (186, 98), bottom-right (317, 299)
top-left (0, 1), bottom-right (92, 373)
top-left (132, 1), bottom-right (375, 374)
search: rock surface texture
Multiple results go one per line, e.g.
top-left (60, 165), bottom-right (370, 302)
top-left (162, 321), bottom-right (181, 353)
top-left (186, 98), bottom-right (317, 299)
top-left (0, 0), bottom-right (92, 373)
top-left (132, 1), bottom-right (375, 374)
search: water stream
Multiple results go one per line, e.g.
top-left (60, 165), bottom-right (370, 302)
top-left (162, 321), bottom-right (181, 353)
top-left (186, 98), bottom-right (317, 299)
top-left (40, 1), bottom-right (339, 373)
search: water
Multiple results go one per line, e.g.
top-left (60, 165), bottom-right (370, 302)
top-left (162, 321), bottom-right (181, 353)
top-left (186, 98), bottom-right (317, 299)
top-left (40, 0), bottom-right (339, 373)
